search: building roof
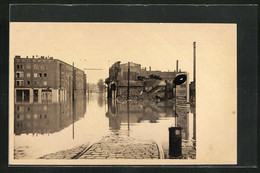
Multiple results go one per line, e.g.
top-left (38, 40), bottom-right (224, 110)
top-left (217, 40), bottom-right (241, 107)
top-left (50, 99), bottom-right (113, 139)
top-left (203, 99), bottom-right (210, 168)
top-left (120, 62), bottom-right (141, 67)
top-left (14, 56), bottom-right (85, 74)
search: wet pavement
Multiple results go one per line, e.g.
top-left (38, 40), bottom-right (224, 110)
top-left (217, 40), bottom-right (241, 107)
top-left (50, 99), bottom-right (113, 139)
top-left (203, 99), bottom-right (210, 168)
top-left (39, 144), bottom-right (89, 159)
top-left (78, 133), bottom-right (160, 159)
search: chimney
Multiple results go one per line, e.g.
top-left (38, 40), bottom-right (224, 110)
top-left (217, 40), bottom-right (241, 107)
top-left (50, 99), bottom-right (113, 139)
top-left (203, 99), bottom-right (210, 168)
top-left (149, 66), bottom-right (151, 71)
top-left (32, 56), bottom-right (34, 59)
top-left (26, 56), bottom-right (28, 58)
top-left (176, 60), bottom-right (179, 72)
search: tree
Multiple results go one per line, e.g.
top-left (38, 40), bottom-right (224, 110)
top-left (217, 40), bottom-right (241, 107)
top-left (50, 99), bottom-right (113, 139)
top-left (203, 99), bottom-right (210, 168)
top-left (97, 79), bottom-right (105, 93)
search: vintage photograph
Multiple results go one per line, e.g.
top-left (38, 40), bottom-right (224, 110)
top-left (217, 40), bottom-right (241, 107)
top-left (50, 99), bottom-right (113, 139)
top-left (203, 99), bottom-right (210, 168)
top-left (9, 23), bottom-right (236, 165)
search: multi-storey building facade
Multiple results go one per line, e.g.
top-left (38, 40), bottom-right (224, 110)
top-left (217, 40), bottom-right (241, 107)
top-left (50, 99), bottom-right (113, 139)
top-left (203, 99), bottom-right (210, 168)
top-left (14, 55), bottom-right (86, 103)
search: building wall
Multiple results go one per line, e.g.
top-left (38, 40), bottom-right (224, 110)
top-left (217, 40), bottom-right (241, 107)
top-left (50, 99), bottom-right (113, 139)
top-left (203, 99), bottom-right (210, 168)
top-left (59, 61), bottom-right (87, 96)
top-left (14, 56), bottom-right (86, 102)
top-left (14, 57), bottom-right (59, 89)
top-left (119, 62), bottom-right (141, 81)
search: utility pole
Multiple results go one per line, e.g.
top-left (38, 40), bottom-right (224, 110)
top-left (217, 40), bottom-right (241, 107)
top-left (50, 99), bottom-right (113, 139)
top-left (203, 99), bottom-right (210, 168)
top-left (72, 62), bottom-right (75, 140)
top-left (193, 42), bottom-right (196, 141)
top-left (72, 62), bottom-right (75, 101)
top-left (59, 63), bottom-right (62, 102)
top-left (193, 42), bottom-right (196, 88)
top-left (127, 62), bottom-right (130, 100)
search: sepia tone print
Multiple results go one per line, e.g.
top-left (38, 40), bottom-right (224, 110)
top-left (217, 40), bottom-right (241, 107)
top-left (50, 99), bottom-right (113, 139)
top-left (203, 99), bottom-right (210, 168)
top-left (9, 23), bottom-right (236, 165)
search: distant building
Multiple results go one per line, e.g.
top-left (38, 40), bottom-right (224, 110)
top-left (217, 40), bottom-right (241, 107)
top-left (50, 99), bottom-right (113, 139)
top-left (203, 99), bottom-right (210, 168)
top-left (14, 55), bottom-right (86, 103)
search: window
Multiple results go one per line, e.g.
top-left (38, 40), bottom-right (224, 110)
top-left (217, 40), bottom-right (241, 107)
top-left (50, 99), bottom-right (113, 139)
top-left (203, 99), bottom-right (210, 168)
top-left (39, 73), bottom-right (42, 77)
top-left (34, 81), bottom-right (37, 85)
top-left (27, 81), bottom-right (31, 85)
top-left (33, 64), bottom-right (38, 70)
top-left (43, 81), bottom-right (47, 86)
top-left (34, 73), bottom-right (37, 77)
top-left (16, 64), bottom-right (24, 69)
top-left (26, 65), bottom-right (31, 69)
top-left (44, 73), bottom-right (47, 77)
top-left (26, 114), bottom-right (31, 119)
top-left (16, 80), bottom-right (24, 86)
top-left (16, 72), bottom-right (24, 78)
top-left (27, 73), bottom-right (31, 78)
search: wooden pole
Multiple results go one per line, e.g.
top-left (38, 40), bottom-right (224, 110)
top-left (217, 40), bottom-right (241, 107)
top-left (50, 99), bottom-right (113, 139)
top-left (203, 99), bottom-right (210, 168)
top-left (127, 62), bottom-right (130, 100)
top-left (193, 42), bottom-right (196, 141)
top-left (59, 63), bottom-right (62, 102)
top-left (175, 84), bottom-right (177, 127)
top-left (127, 101), bottom-right (130, 136)
top-left (72, 62), bottom-right (75, 101)
top-left (193, 42), bottom-right (196, 89)
top-left (72, 62), bottom-right (75, 139)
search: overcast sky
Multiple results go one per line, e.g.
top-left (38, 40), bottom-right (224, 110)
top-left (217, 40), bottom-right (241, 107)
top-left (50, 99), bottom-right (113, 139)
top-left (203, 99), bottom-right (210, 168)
top-left (10, 23), bottom-right (236, 84)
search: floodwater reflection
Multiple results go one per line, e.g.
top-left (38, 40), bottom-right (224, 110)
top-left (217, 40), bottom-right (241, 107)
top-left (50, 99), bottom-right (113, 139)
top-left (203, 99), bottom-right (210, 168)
top-left (105, 98), bottom-right (195, 145)
top-left (106, 99), bottom-right (174, 130)
top-left (14, 95), bottom-right (86, 135)
top-left (14, 93), bottom-right (195, 159)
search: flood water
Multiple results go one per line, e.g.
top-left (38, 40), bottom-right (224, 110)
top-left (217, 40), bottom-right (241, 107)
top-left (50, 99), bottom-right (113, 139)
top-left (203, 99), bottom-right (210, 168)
top-left (14, 93), bottom-right (195, 159)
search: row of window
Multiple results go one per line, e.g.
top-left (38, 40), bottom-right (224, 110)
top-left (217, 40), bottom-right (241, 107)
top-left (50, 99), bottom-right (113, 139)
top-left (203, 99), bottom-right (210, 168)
top-left (16, 105), bottom-right (48, 112)
top-left (17, 114), bottom-right (48, 120)
top-left (16, 64), bottom-right (48, 70)
top-left (16, 72), bottom-right (47, 78)
top-left (16, 80), bottom-right (47, 86)
top-left (16, 106), bottom-right (30, 112)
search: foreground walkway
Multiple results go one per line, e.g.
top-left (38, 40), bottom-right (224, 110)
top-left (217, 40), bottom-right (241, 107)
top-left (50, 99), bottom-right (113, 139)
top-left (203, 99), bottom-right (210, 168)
top-left (77, 134), bottom-right (160, 159)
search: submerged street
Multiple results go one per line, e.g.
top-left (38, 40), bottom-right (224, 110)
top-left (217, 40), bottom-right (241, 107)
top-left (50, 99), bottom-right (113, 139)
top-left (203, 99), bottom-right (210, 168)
top-left (14, 93), bottom-right (195, 160)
